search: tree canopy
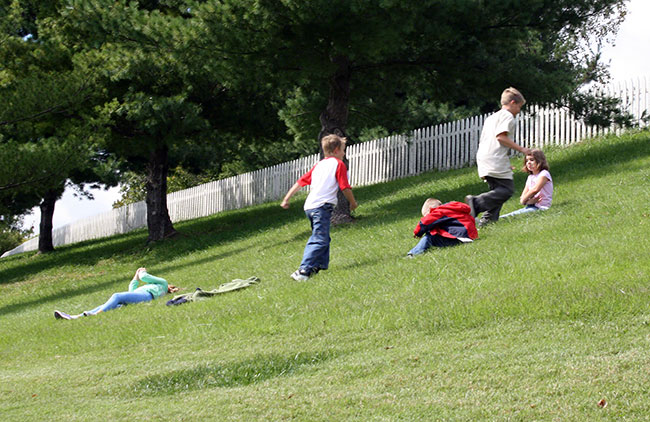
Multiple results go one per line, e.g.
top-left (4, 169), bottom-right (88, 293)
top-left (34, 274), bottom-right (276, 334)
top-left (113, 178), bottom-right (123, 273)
top-left (190, 0), bottom-right (627, 220)
top-left (0, 0), bottom-right (119, 252)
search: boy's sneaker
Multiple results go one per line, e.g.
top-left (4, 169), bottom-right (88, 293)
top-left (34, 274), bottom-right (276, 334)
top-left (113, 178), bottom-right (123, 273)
top-left (54, 310), bottom-right (73, 320)
top-left (464, 195), bottom-right (476, 218)
top-left (290, 269), bottom-right (310, 281)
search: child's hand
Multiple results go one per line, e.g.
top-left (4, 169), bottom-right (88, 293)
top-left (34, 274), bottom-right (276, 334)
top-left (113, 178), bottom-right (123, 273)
top-left (349, 200), bottom-right (358, 211)
top-left (135, 267), bottom-right (146, 281)
top-left (280, 200), bottom-right (290, 209)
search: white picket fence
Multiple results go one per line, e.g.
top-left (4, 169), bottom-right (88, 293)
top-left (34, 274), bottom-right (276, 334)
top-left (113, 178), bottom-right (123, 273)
top-left (3, 77), bottom-right (648, 257)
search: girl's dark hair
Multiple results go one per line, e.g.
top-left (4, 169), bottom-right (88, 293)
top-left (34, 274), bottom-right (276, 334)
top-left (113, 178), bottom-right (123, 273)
top-left (522, 149), bottom-right (549, 174)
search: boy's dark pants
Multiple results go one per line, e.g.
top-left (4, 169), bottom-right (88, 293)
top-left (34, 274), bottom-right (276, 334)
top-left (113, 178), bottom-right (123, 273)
top-left (474, 176), bottom-right (515, 221)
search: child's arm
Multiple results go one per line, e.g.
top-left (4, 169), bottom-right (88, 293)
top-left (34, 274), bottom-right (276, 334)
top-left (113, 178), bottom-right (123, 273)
top-left (519, 185), bottom-right (532, 205)
top-left (128, 267), bottom-right (146, 291)
top-left (281, 182), bottom-right (302, 209)
top-left (520, 175), bottom-right (550, 205)
top-left (342, 188), bottom-right (358, 211)
top-left (139, 272), bottom-right (168, 292)
top-left (413, 208), bottom-right (446, 237)
top-left (496, 133), bottom-right (531, 156)
top-left (128, 277), bottom-right (140, 292)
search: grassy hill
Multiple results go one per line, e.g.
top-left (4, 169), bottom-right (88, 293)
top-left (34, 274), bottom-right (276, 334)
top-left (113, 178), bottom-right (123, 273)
top-left (1, 130), bottom-right (649, 421)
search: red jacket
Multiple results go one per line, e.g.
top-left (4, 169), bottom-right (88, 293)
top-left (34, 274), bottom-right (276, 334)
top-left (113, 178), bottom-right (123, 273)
top-left (413, 201), bottom-right (478, 242)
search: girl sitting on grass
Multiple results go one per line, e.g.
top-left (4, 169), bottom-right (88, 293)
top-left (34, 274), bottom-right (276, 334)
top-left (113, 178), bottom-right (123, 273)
top-left (54, 268), bottom-right (178, 320)
top-left (501, 149), bottom-right (553, 219)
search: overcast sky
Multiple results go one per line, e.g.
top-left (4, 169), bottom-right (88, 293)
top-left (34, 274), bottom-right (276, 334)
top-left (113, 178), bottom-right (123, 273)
top-left (22, 0), bottom-right (650, 235)
top-left (600, 0), bottom-right (650, 82)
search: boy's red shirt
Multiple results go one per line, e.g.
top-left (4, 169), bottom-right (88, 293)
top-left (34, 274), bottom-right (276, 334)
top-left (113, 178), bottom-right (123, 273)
top-left (413, 201), bottom-right (478, 241)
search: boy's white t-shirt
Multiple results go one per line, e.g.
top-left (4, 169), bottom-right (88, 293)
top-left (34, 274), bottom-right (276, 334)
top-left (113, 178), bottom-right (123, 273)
top-left (298, 157), bottom-right (351, 210)
top-left (476, 108), bottom-right (517, 179)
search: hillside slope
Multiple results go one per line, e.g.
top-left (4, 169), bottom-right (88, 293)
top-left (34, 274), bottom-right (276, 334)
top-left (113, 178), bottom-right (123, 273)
top-left (1, 131), bottom-right (649, 421)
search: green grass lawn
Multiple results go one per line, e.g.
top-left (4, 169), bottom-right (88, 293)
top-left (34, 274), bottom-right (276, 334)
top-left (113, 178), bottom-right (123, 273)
top-left (1, 130), bottom-right (649, 421)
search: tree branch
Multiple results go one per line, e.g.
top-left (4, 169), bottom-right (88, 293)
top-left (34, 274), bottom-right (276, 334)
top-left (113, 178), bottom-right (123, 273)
top-left (0, 84), bottom-right (89, 127)
top-left (0, 161), bottom-right (69, 192)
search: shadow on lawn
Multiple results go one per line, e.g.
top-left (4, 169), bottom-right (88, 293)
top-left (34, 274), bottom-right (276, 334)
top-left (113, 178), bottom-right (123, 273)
top-left (0, 204), bottom-right (311, 316)
top-left (131, 350), bottom-right (338, 395)
top-left (0, 274), bottom-right (127, 318)
top-left (0, 244), bottom-right (256, 317)
top-left (0, 200), bottom-right (307, 287)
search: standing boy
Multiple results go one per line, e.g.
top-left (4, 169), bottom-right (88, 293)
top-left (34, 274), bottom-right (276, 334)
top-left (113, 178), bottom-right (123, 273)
top-left (465, 87), bottom-right (531, 226)
top-left (281, 134), bottom-right (358, 281)
top-left (408, 198), bottom-right (478, 257)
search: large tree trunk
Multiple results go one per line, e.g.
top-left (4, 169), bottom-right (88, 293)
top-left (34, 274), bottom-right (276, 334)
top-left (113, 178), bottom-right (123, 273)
top-left (319, 55), bottom-right (354, 224)
top-left (38, 188), bottom-right (60, 253)
top-left (145, 144), bottom-right (177, 242)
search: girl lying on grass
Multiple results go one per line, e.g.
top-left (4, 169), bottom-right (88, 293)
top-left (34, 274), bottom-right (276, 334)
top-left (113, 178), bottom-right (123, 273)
top-left (501, 149), bottom-right (553, 219)
top-left (54, 268), bottom-right (178, 320)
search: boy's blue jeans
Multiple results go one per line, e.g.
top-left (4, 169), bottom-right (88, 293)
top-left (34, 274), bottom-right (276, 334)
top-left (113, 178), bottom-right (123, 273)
top-left (408, 233), bottom-right (460, 256)
top-left (299, 203), bottom-right (333, 274)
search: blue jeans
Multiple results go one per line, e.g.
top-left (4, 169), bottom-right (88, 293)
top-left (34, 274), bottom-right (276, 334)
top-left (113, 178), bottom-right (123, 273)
top-left (86, 290), bottom-right (153, 314)
top-left (500, 205), bottom-right (541, 219)
top-left (299, 204), bottom-right (333, 274)
top-left (408, 233), bottom-right (461, 256)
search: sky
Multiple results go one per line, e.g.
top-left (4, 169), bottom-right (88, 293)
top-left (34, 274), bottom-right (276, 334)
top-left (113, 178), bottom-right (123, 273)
top-left (600, 0), bottom-right (650, 82)
top-left (21, 0), bottom-right (650, 235)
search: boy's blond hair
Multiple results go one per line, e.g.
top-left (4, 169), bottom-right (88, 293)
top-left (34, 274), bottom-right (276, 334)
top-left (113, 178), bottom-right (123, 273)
top-left (321, 134), bottom-right (347, 155)
top-left (501, 87), bottom-right (526, 106)
top-left (421, 198), bottom-right (442, 216)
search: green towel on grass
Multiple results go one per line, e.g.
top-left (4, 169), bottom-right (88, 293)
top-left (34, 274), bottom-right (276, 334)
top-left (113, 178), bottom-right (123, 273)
top-left (167, 276), bottom-right (260, 305)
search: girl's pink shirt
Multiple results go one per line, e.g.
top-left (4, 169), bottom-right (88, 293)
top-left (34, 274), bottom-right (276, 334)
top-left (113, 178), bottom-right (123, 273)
top-left (527, 169), bottom-right (553, 209)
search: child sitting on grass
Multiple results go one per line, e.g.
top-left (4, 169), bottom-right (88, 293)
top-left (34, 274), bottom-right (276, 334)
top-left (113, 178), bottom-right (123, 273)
top-left (407, 198), bottom-right (478, 257)
top-left (54, 268), bottom-right (178, 320)
top-left (281, 134), bottom-right (358, 281)
top-left (500, 149), bottom-right (553, 219)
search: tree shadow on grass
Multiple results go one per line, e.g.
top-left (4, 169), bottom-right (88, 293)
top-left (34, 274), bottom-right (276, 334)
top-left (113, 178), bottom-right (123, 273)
top-left (0, 221), bottom-right (310, 316)
top-left (0, 212), bottom-right (314, 316)
top-left (0, 230), bottom-right (149, 287)
top-left (0, 242), bottom-right (259, 317)
top-left (0, 274), bottom-right (128, 318)
top-left (0, 200), bottom-right (308, 287)
top-left (131, 350), bottom-right (338, 395)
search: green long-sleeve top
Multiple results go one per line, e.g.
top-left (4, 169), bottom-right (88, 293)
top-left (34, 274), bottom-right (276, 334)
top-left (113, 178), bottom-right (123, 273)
top-left (128, 271), bottom-right (168, 299)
